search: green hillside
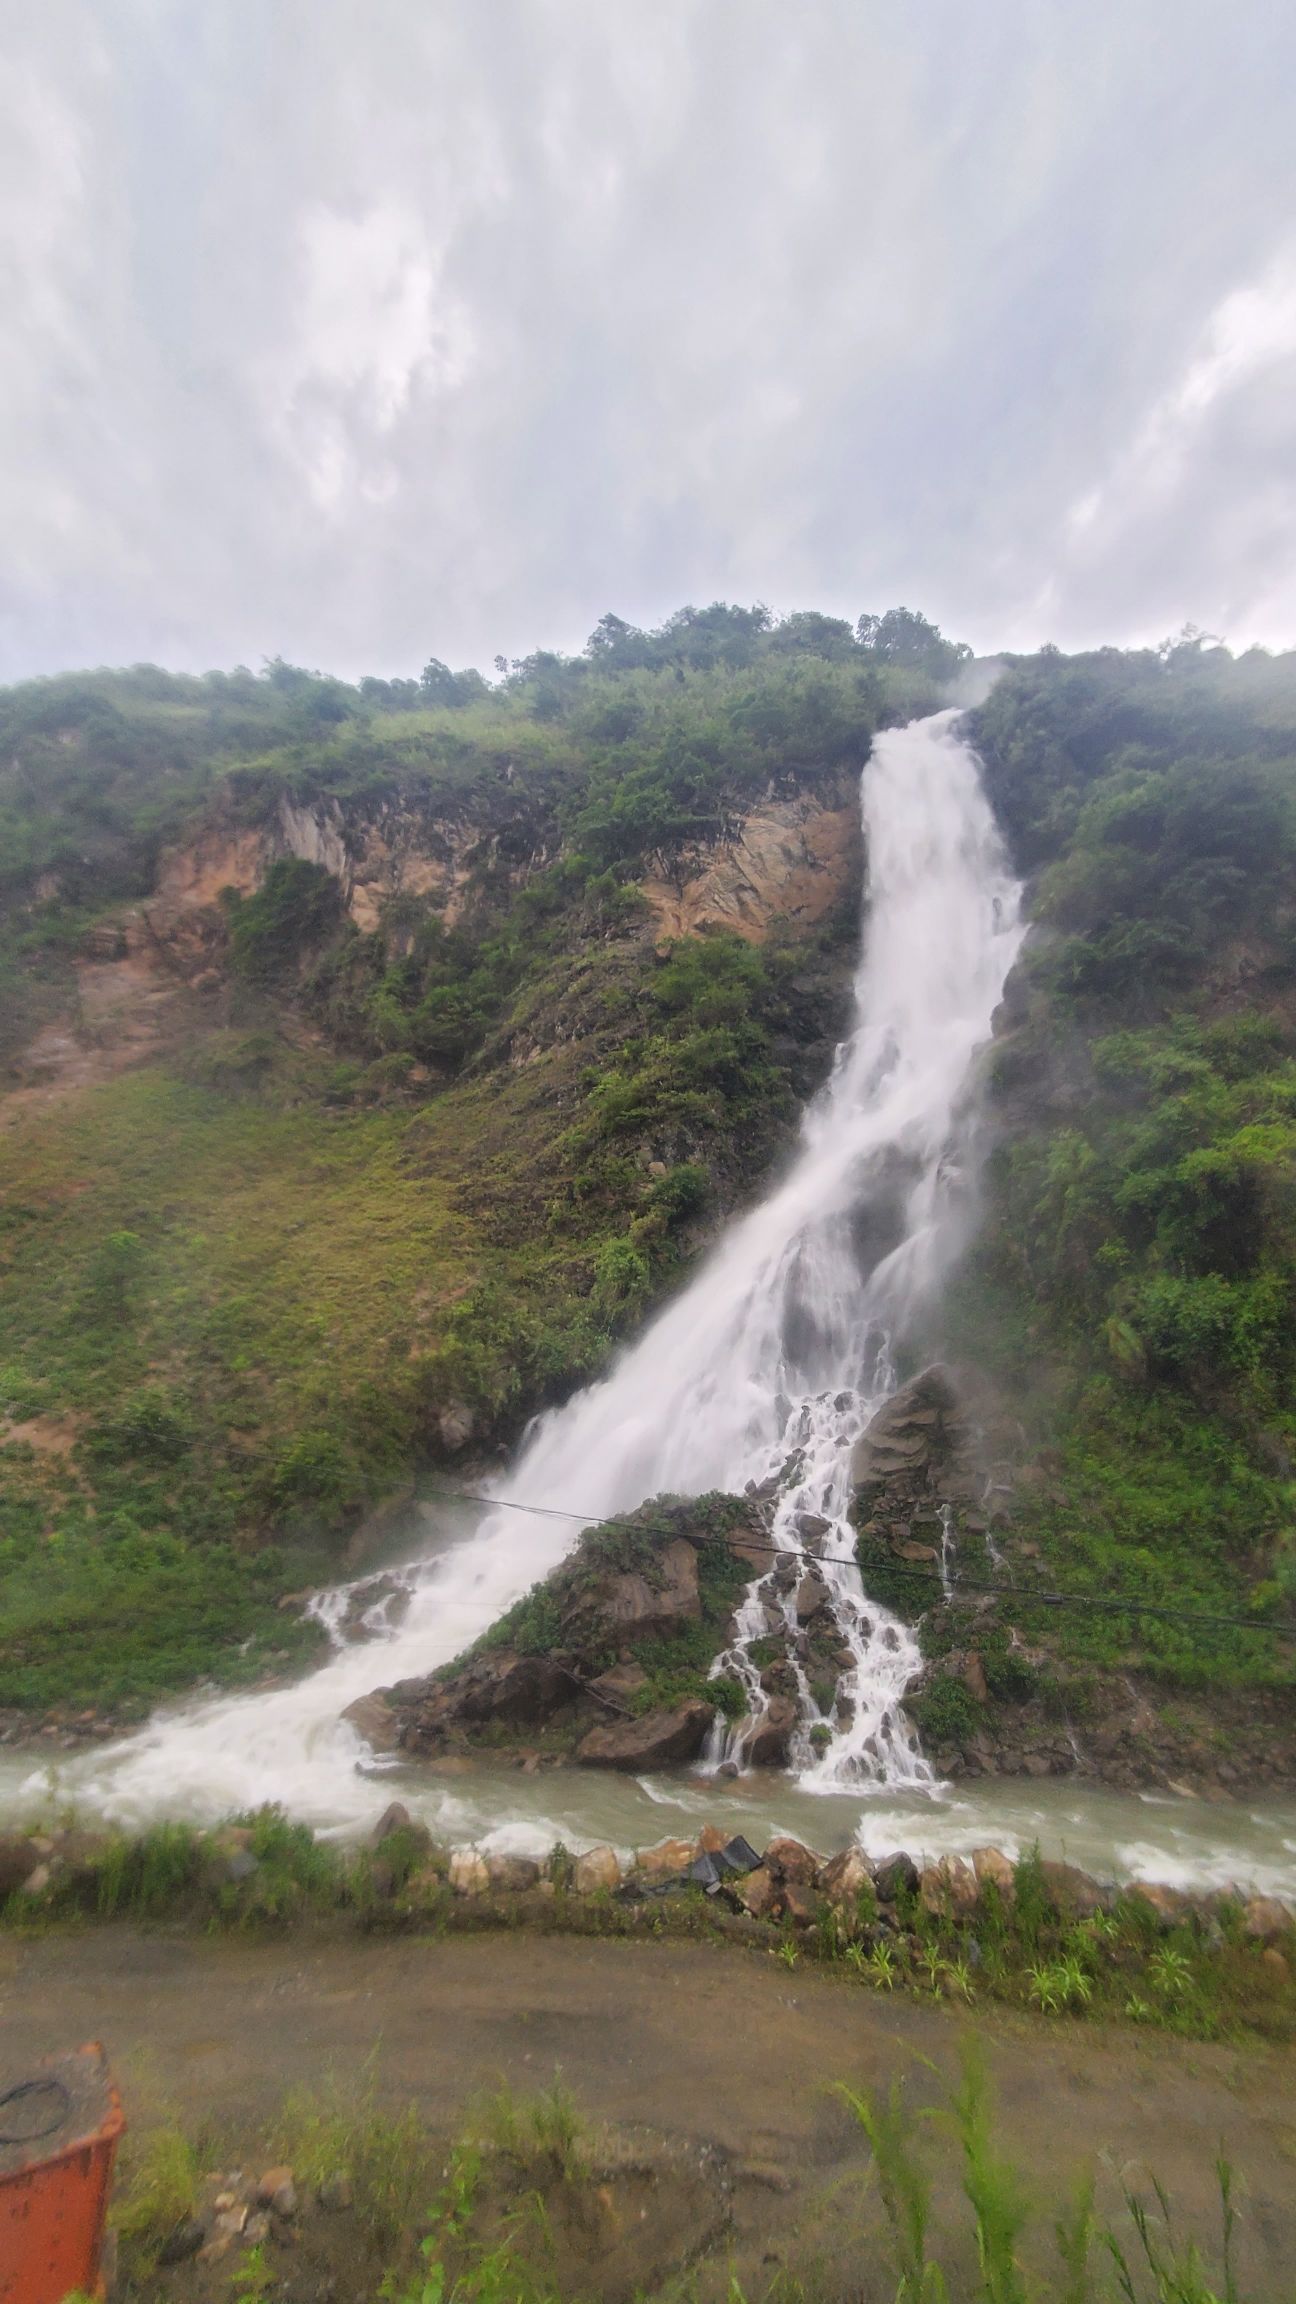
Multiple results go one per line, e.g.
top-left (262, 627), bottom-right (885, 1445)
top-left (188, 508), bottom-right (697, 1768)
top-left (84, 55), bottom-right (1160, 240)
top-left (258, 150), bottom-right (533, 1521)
top-left (2, 610), bottom-right (1294, 1729)
top-left (0, 606), bottom-right (949, 1711)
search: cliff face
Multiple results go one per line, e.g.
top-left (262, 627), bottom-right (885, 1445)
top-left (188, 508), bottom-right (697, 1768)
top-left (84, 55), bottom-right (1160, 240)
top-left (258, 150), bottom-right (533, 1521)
top-left (149, 782), bottom-right (862, 962)
top-left (4, 777), bottom-right (862, 1110)
top-left (638, 793), bottom-right (861, 944)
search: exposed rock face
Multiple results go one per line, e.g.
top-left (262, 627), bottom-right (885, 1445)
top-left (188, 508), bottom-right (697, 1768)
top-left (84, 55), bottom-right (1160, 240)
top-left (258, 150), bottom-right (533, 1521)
top-left (359, 1494), bottom-right (757, 1768)
top-left (600, 1539), bottom-right (700, 1638)
top-left (136, 781), bottom-right (861, 994)
top-left (576, 1699), bottom-right (713, 1770)
top-left (852, 1363), bottom-right (984, 1513)
top-left (639, 792), bottom-right (862, 945)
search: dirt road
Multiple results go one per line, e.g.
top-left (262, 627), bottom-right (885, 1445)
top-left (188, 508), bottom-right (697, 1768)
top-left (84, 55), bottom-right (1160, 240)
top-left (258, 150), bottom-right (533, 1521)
top-left (3, 1925), bottom-right (1294, 2294)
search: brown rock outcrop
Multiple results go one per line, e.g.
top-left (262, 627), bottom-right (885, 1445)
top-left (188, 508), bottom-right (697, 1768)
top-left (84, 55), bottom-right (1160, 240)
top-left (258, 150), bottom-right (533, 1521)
top-left (639, 793), bottom-right (861, 946)
top-left (576, 1699), bottom-right (714, 1770)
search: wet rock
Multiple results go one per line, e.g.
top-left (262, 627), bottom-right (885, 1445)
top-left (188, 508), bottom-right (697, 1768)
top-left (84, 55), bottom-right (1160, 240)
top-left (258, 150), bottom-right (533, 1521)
top-left (745, 1695), bottom-right (798, 1767)
top-left (1128, 1881), bottom-right (1190, 1929)
top-left (576, 1697), bottom-right (713, 1770)
top-left (1243, 1895), bottom-right (1294, 1945)
top-left (586, 1660), bottom-right (649, 1708)
top-left (484, 1853), bottom-right (541, 1893)
top-left (852, 1365), bottom-right (963, 1485)
top-left (816, 1848), bottom-right (873, 1909)
top-left (782, 1882), bottom-right (823, 1927)
top-left (764, 1836), bottom-right (819, 1885)
top-left (603, 1539), bottom-right (701, 1637)
top-left (317, 2175), bottom-right (354, 2213)
top-left (340, 1692), bottom-right (400, 1753)
top-left (157, 2218), bottom-right (206, 2266)
top-left (1039, 1861), bottom-right (1105, 1921)
top-left (449, 1654), bottom-right (574, 1732)
top-left (573, 1846), bottom-right (622, 1894)
top-left (257, 2167), bottom-right (298, 2218)
top-left (962, 1652), bottom-right (989, 1704)
top-left (370, 1802), bottom-right (431, 1854)
top-left (449, 1850), bottom-right (489, 1895)
top-left (1261, 1947), bottom-right (1289, 1980)
top-left (0, 1836), bottom-right (40, 1898)
top-left (872, 1852), bottom-right (919, 1905)
top-left (795, 1574), bottom-right (828, 1623)
top-left (735, 1866), bottom-right (778, 1919)
top-left (920, 1857), bottom-right (978, 1919)
top-left (636, 1837), bottom-right (694, 1880)
top-left (970, 1846), bottom-right (1016, 1903)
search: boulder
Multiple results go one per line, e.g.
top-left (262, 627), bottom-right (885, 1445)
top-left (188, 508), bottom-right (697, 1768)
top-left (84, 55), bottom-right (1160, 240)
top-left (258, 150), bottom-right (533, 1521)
top-left (635, 1837), bottom-right (694, 1881)
top-left (962, 1652), bottom-right (989, 1704)
top-left (1242, 1895), bottom-right (1294, 1945)
top-left (157, 2218), bottom-right (207, 2266)
top-left (601, 1538), bottom-right (700, 1637)
top-left (816, 1848), bottom-right (873, 1910)
top-left (735, 1866), bottom-right (778, 1919)
top-left (782, 1882), bottom-right (823, 1927)
top-left (485, 1853), bottom-right (541, 1893)
top-left (0, 1835), bottom-right (40, 1899)
top-left (586, 1661), bottom-right (649, 1708)
top-left (795, 1574), bottom-right (828, 1624)
top-left (764, 1837), bottom-right (819, 1886)
top-left (370, 1801), bottom-right (430, 1852)
top-left (256, 2168), bottom-right (297, 2218)
top-left (970, 1846), bottom-right (1016, 1903)
top-left (873, 1853), bottom-right (919, 1905)
top-left (342, 1693), bottom-right (400, 1752)
top-left (455, 1654), bottom-right (573, 1727)
top-left (449, 1850), bottom-right (489, 1896)
top-left (1127, 1880), bottom-right (1190, 1929)
top-left (745, 1695), bottom-right (798, 1767)
top-left (576, 1697), bottom-right (713, 1770)
top-left (573, 1846), bottom-right (622, 1894)
top-left (852, 1366), bottom-right (962, 1486)
top-left (1039, 1860), bottom-right (1105, 1921)
top-left (919, 1857), bottom-right (978, 1920)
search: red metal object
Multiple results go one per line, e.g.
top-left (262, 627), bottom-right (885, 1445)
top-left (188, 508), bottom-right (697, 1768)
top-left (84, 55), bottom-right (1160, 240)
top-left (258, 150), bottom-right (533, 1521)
top-left (0, 2044), bottom-right (125, 2304)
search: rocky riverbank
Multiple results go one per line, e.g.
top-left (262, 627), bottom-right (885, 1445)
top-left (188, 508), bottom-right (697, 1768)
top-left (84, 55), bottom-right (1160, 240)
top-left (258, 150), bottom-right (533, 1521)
top-left (343, 1369), bottom-right (1296, 1798)
top-left (3, 1803), bottom-right (1293, 2057)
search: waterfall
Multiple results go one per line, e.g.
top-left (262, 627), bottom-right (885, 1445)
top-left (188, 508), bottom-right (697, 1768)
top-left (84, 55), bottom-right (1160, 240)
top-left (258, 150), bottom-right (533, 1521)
top-left (52, 710), bottom-right (1023, 1829)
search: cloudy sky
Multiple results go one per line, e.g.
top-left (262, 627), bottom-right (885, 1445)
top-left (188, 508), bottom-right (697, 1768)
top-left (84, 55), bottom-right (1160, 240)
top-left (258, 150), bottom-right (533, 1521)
top-left (3, 0), bottom-right (1295, 683)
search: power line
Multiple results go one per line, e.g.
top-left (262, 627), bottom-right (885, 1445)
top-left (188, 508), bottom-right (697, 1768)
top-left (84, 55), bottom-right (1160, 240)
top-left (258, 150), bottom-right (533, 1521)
top-left (420, 1486), bottom-right (1292, 1642)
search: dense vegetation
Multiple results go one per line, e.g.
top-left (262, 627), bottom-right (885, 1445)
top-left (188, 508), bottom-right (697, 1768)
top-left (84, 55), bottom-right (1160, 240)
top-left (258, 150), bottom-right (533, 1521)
top-left (0, 605), bottom-right (953, 1711)
top-left (3, 609), bottom-right (1295, 1724)
top-left (945, 636), bottom-right (1296, 1687)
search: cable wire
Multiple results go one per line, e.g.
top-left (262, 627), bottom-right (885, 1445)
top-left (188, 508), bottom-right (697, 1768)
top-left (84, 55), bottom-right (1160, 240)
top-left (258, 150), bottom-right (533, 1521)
top-left (419, 1485), bottom-right (1291, 1641)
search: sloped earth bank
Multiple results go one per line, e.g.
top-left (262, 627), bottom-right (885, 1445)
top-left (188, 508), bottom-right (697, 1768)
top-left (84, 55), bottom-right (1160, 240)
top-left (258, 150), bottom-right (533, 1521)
top-left (4, 1927), bottom-right (1296, 2299)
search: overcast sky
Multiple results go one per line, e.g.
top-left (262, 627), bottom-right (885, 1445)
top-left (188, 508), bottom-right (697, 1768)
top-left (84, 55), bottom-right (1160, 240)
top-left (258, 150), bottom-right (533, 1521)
top-left (3, 1), bottom-right (1295, 684)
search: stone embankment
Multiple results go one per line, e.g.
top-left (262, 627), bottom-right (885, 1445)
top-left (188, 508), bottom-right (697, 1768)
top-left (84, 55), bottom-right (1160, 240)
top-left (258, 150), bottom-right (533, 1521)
top-left (4, 1806), bottom-right (1291, 1965)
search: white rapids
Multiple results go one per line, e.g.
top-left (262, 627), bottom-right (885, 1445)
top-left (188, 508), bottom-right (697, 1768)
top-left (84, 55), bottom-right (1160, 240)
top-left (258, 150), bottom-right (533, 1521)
top-left (16, 710), bottom-right (1026, 1832)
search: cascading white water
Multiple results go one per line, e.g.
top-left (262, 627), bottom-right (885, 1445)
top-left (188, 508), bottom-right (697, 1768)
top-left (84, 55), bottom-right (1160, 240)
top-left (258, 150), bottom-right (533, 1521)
top-left (32, 711), bottom-right (1024, 1831)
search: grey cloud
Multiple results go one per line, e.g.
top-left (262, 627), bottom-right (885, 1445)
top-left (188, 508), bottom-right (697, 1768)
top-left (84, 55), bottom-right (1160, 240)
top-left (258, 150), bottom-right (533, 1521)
top-left (2, 0), bottom-right (1295, 681)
